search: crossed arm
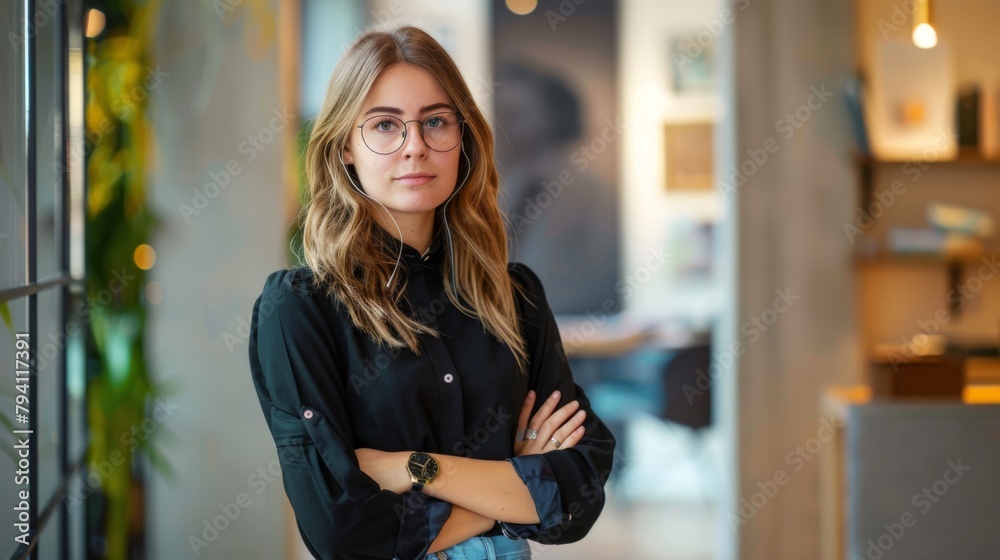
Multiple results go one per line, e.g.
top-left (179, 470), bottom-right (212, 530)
top-left (354, 389), bottom-right (587, 553)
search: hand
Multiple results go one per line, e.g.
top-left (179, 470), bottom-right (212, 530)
top-left (355, 448), bottom-right (412, 494)
top-left (514, 390), bottom-right (586, 456)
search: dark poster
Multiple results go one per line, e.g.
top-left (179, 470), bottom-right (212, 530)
top-left (492, 0), bottom-right (620, 316)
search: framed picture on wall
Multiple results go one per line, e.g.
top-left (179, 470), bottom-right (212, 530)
top-left (669, 32), bottom-right (715, 94)
top-left (492, 0), bottom-right (620, 316)
top-left (664, 121), bottom-right (714, 191)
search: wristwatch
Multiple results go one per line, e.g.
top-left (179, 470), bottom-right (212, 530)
top-left (406, 452), bottom-right (439, 492)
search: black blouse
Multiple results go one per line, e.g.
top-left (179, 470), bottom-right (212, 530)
top-left (247, 227), bottom-right (616, 560)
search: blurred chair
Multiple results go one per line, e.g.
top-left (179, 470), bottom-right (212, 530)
top-left (580, 343), bottom-right (717, 505)
top-left (658, 343), bottom-right (716, 506)
top-left (575, 350), bottom-right (667, 487)
top-left (660, 344), bottom-right (712, 430)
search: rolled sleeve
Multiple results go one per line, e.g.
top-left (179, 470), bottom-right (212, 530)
top-left (507, 263), bottom-right (618, 544)
top-left (500, 455), bottom-right (564, 537)
top-left (248, 269), bottom-right (449, 559)
top-left (395, 491), bottom-right (453, 559)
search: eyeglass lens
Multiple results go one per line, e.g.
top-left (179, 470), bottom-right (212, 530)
top-left (360, 112), bottom-right (463, 154)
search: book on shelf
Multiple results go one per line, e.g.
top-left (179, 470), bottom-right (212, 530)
top-left (927, 203), bottom-right (995, 239)
top-left (981, 81), bottom-right (1000, 159)
top-left (956, 81), bottom-right (1000, 159)
top-left (844, 73), bottom-right (871, 157)
top-left (957, 84), bottom-right (980, 148)
top-left (885, 227), bottom-right (985, 259)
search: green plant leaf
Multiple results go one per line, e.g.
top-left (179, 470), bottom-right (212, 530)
top-left (0, 301), bottom-right (11, 331)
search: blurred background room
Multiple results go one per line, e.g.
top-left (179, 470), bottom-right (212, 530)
top-left (1, 0), bottom-right (999, 559)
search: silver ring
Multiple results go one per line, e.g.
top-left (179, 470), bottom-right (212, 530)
top-left (550, 437), bottom-right (561, 448)
top-left (524, 428), bottom-right (538, 441)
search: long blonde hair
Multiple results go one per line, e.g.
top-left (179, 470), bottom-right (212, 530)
top-left (301, 26), bottom-right (529, 375)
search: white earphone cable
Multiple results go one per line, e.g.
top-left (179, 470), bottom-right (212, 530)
top-left (340, 143), bottom-right (470, 290)
top-left (341, 155), bottom-right (404, 289)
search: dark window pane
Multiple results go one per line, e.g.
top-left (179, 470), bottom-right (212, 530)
top-left (35, 1), bottom-right (65, 283)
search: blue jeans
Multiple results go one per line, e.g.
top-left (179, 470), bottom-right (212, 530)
top-left (424, 535), bottom-right (531, 560)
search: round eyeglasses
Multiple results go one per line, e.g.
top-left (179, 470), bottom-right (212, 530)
top-left (357, 112), bottom-right (465, 155)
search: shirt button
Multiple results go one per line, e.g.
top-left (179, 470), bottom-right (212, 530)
top-left (443, 373), bottom-right (454, 383)
top-left (303, 409), bottom-right (314, 419)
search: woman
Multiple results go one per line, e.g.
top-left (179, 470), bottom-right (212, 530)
top-left (248, 26), bottom-right (616, 560)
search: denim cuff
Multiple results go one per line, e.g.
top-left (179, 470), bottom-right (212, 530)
top-left (500, 455), bottom-right (564, 538)
top-left (394, 491), bottom-right (452, 559)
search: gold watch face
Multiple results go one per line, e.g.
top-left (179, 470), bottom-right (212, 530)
top-left (408, 453), bottom-right (438, 481)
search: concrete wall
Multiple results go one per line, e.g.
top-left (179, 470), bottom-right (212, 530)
top-left (730, 0), bottom-right (862, 558)
top-left (146, 1), bottom-right (291, 558)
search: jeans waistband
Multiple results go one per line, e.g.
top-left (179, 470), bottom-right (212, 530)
top-left (425, 534), bottom-right (531, 560)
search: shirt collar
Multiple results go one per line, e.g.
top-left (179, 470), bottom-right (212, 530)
top-left (374, 224), bottom-right (445, 267)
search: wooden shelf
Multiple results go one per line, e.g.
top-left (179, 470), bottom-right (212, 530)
top-left (854, 251), bottom-right (994, 314)
top-left (853, 252), bottom-right (990, 267)
top-left (855, 147), bottom-right (1000, 167)
top-left (855, 148), bottom-right (1000, 208)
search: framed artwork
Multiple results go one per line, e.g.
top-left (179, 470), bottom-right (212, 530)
top-left (492, 0), bottom-right (620, 316)
top-left (669, 33), bottom-right (715, 94)
top-left (870, 40), bottom-right (957, 161)
top-left (664, 122), bottom-right (714, 191)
